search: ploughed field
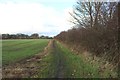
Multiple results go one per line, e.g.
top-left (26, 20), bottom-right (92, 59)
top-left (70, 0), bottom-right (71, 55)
top-left (2, 39), bottom-right (49, 66)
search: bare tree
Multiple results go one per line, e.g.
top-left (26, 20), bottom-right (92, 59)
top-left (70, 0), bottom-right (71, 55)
top-left (69, 1), bottom-right (96, 28)
top-left (56, 1), bottom-right (119, 66)
top-left (69, 1), bottom-right (117, 29)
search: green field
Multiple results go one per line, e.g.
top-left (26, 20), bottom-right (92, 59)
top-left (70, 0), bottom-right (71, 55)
top-left (2, 39), bottom-right (49, 65)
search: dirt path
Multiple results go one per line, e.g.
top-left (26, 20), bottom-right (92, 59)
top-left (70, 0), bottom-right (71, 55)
top-left (52, 40), bottom-right (65, 78)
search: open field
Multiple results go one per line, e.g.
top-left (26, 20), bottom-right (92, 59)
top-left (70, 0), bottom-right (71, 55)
top-left (2, 39), bottom-right (49, 65)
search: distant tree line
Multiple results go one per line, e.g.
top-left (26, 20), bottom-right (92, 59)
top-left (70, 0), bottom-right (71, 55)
top-left (2, 33), bottom-right (53, 39)
top-left (55, 1), bottom-right (119, 66)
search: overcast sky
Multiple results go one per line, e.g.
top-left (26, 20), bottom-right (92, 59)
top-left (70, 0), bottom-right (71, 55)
top-left (0, 0), bottom-right (76, 37)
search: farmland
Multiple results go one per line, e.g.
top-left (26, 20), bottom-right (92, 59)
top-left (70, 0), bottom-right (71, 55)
top-left (2, 39), bottom-right (49, 65)
top-left (2, 39), bottom-right (118, 78)
top-left (1, 0), bottom-right (119, 79)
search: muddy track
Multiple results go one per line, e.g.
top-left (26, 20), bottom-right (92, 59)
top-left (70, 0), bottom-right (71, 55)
top-left (52, 40), bottom-right (65, 78)
top-left (2, 40), bottom-right (52, 78)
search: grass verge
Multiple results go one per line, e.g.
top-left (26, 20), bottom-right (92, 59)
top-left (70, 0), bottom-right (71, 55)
top-left (33, 40), bottom-right (118, 78)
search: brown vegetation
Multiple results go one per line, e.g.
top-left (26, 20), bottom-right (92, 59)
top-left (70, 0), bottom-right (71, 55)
top-left (55, 1), bottom-right (119, 67)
